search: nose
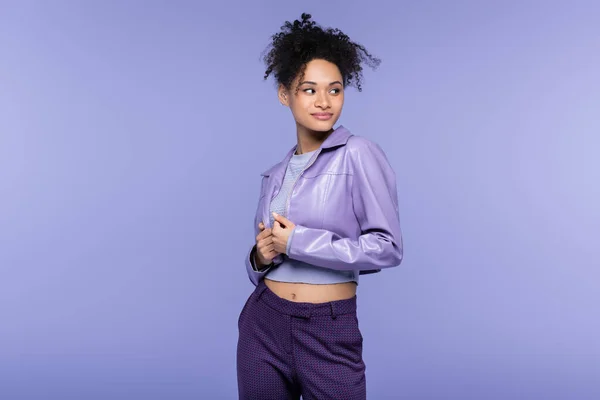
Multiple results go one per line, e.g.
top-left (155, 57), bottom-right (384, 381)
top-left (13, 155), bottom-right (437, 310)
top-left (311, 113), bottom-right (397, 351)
top-left (314, 92), bottom-right (331, 109)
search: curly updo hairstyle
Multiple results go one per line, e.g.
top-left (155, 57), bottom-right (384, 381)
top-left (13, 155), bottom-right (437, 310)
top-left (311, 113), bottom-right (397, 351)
top-left (262, 13), bottom-right (381, 92)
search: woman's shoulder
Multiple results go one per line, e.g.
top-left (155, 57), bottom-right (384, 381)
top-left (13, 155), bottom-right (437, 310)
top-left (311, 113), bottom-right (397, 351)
top-left (345, 133), bottom-right (389, 159)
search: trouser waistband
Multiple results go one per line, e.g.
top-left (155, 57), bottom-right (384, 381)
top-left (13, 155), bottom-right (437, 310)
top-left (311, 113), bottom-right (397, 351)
top-left (254, 280), bottom-right (357, 319)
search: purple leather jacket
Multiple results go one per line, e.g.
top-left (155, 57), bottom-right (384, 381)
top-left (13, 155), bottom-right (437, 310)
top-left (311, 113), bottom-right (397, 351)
top-left (245, 125), bottom-right (403, 286)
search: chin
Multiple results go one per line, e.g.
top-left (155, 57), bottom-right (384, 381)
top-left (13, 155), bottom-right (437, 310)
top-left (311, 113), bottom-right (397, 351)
top-left (303, 119), bottom-right (337, 133)
top-left (311, 125), bottom-right (334, 133)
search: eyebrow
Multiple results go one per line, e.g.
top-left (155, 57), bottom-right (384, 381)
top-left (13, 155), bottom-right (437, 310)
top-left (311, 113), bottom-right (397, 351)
top-left (299, 80), bottom-right (343, 86)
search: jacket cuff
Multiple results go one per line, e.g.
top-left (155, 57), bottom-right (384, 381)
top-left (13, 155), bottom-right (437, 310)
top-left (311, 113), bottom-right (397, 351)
top-left (250, 245), bottom-right (272, 272)
top-left (285, 226), bottom-right (297, 255)
top-left (286, 225), bottom-right (318, 263)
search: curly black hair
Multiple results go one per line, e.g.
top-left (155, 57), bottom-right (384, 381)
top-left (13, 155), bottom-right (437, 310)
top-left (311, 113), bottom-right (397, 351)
top-left (262, 13), bottom-right (381, 92)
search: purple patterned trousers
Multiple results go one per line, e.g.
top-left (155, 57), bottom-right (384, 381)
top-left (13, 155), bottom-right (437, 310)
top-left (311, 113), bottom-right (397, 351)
top-left (236, 280), bottom-right (366, 399)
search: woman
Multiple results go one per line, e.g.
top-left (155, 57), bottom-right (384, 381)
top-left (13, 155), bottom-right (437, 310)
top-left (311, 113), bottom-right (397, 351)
top-left (237, 13), bottom-right (403, 400)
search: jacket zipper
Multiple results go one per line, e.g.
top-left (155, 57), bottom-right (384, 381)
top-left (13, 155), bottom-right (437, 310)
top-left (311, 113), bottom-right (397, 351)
top-left (284, 149), bottom-right (320, 218)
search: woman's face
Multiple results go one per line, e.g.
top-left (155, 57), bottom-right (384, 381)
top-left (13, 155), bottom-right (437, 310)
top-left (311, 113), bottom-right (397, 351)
top-left (279, 59), bottom-right (344, 133)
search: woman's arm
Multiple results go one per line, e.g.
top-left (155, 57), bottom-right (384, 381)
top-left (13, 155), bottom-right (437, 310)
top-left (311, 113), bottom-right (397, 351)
top-left (286, 138), bottom-right (403, 271)
top-left (244, 177), bottom-right (275, 286)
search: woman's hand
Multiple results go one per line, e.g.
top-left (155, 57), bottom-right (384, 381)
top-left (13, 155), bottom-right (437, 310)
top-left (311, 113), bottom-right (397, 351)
top-left (255, 222), bottom-right (279, 267)
top-left (272, 212), bottom-right (296, 254)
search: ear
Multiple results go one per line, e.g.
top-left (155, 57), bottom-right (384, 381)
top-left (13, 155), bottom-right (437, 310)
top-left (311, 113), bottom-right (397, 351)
top-left (278, 84), bottom-right (290, 107)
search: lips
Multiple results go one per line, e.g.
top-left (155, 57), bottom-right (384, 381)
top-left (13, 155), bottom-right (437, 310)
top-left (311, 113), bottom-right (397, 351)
top-left (311, 112), bottom-right (333, 121)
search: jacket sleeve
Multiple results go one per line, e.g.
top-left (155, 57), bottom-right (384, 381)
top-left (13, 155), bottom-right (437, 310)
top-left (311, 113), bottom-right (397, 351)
top-left (245, 176), bottom-right (273, 286)
top-left (245, 244), bottom-right (271, 286)
top-left (286, 139), bottom-right (403, 271)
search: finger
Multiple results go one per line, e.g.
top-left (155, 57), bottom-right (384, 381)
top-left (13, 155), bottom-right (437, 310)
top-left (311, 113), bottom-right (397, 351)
top-left (272, 212), bottom-right (290, 227)
top-left (260, 245), bottom-right (276, 259)
top-left (258, 222), bottom-right (265, 230)
top-left (258, 237), bottom-right (274, 248)
top-left (261, 243), bottom-right (274, 253)
top-left (272, 223), bottom-right (284, 237)
top-left (256, 228), bottom-right (272, 241)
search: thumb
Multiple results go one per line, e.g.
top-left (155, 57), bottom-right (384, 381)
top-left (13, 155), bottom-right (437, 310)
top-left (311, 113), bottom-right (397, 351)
top-left (272, 212), bottom-right (289, 226)
top-left (272, 220), bottom-right (281, 232)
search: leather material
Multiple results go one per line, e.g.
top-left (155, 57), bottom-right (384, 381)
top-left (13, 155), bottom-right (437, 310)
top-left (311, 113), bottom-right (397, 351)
top-left (245, 125), bottom-right (403, 286)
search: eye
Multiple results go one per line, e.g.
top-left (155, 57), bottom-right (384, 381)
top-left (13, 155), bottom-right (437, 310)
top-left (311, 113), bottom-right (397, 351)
top-left (330, 88), bottom-right (341, 94)
top-left (303, 88), bottom-right (316, 94)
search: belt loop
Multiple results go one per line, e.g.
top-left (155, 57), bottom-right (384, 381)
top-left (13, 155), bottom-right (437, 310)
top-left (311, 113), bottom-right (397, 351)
top-left (330, 302), bottom-right (337, 320)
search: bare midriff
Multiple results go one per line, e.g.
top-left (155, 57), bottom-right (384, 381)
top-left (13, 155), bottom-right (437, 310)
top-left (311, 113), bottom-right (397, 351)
top-left (264, 278), bottom-right (356, 303)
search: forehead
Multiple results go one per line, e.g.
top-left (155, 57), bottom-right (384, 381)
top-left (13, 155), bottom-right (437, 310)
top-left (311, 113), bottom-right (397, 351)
top-left (302, 59), bottom-right (342, 82)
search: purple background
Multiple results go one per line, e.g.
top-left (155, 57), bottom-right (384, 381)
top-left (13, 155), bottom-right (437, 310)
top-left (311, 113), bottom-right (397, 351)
top-left (1, 1), bottom-right (599, 399)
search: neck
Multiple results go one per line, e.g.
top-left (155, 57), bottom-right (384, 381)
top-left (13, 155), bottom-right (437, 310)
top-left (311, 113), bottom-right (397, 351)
top-left (295, 123), bottom-right (333, 155)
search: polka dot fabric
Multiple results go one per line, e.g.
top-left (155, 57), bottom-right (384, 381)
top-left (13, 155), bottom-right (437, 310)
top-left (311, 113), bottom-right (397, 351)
top-left (237, 281), bottom-right (366, 399)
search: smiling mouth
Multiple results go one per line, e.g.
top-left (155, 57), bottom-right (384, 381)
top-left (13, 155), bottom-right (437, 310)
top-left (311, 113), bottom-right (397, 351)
top-left (311, 113), bottom-right (333, 120)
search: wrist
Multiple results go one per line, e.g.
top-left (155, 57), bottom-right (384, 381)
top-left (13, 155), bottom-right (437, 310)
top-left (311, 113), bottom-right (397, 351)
top-left (253, 250), bottom-right (272, 272)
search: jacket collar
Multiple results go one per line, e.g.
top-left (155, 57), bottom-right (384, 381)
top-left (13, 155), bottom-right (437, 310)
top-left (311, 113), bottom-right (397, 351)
top-left (319, 125), bottom-right (353, 149)
top-left (261, 125), bottom-right (352, 177)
